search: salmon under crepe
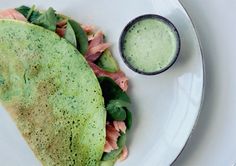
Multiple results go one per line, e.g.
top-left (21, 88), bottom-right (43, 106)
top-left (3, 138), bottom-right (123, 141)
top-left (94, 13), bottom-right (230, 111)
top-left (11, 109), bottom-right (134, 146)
top-left (0, 20), bottom-right (106, 165)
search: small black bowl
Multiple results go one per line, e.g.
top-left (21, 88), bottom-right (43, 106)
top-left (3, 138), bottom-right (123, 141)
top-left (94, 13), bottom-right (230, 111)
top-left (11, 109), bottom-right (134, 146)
top-left (119, 14), bottom-right (181, 75)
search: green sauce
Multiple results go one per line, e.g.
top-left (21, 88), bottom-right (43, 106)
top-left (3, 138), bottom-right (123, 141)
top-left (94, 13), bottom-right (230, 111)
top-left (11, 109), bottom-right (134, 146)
top-left (122, 16), bottom-right (179, 74)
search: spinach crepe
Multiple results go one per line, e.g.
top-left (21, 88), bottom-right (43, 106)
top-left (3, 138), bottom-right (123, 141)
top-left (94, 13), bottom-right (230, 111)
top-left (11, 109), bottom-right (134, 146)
top-left (0, 19), bottom-right (106, 166)
top-left (0, 5), bottom-right (133, 166)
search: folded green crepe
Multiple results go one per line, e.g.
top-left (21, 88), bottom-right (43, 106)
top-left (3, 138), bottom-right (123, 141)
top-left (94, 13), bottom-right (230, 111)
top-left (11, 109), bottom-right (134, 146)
top-left (0, 20), bottom-right (106, 166)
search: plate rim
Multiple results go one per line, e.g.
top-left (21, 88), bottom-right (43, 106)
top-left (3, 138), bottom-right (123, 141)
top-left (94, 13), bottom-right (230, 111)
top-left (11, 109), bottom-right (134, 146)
top-left (0, 1), bottom-right (206, 165)
top-left (171, 0), bottom-right (206, 165)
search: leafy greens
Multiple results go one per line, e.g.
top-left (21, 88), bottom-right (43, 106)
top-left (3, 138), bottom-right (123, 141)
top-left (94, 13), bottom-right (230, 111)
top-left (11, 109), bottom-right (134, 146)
top-left (98, 77), bottom-right (132, 127)
top-left (32, 7), bottom-right (58, 31)
top-left (16, 5), bottom-right (41, 22)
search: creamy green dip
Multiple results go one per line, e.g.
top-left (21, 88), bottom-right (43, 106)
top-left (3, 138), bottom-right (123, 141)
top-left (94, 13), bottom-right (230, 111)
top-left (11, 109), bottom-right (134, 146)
top-left (121, 16), bottom-right (179, 74)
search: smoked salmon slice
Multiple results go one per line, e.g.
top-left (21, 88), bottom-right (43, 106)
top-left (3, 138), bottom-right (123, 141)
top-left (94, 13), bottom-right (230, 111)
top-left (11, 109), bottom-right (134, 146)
top-left (0, 9), bottom-right (26, 21)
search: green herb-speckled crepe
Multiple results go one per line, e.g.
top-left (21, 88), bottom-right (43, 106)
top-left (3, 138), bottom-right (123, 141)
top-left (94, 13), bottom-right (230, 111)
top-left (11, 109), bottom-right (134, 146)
top-left (0, 20), bottom-right (106, 166)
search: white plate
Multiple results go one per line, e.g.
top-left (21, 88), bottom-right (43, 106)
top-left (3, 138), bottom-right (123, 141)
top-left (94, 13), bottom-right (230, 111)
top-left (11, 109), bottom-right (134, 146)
top-left (0, 0), bottom-right (204, 165)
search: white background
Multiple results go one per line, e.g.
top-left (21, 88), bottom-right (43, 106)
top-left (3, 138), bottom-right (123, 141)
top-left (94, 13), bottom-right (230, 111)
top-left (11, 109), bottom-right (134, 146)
top-left (174, 0), bottom-right (236, 166)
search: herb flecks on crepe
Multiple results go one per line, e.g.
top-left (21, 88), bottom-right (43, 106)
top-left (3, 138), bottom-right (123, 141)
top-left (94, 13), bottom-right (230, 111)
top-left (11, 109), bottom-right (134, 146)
top-left (0, 20), bottom-right (105, 165)
top-left (0, 6), bottom-right (132, 166)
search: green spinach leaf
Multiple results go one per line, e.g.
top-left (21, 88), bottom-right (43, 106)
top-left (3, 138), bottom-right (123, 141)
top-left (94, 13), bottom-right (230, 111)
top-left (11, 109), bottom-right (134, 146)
top-left (28, 10), bottom-right (41, 22)
top-left (15, 5), bottom-right (41, 22)
top-left (26, 5), bottom-right (35, 20)
top-left (125, 109), bottom-right (132, 130)
top-left (106, 100), bottom-right (130, 121)
top-left (98, 77), bottom-right (132, 122)
top-left (32, 7), bottom-right (57, 31)
top-left (98, 77), bottom-right (130, 104)
top-left (68, 19), bottom-right (88, 55)
top-left (64, 21), bottom-right (77, 47)
top-left (15, 5), bottom-right (30, 17)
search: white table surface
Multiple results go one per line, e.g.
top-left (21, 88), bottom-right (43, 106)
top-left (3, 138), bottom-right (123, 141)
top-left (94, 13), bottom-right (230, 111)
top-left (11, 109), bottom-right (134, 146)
top-left (173, 0), bottom-right (236, 166)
